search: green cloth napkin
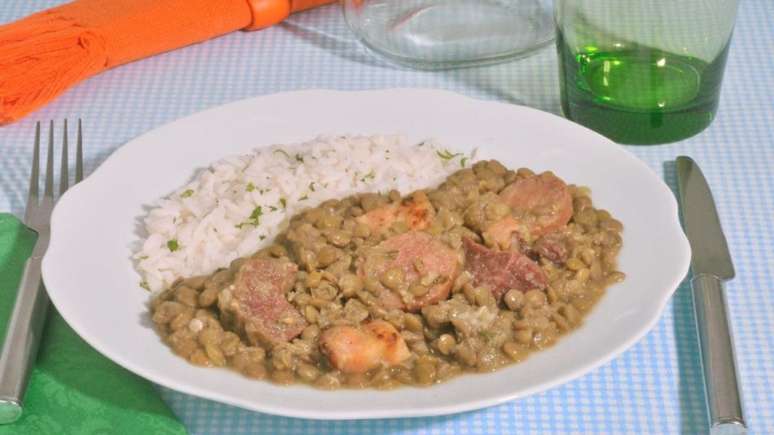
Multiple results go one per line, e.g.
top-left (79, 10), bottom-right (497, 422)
top-left (0, 213), bottom-right (186, 435)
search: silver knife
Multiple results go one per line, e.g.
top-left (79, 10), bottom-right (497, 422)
top-left (676, 156), bottom-right (746, 435)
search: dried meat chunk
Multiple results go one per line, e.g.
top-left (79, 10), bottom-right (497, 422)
top-left (462, 237), bottom-right (547, 301)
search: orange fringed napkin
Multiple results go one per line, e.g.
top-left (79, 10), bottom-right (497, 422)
top-left (0, 0), bottom-right (334, 124)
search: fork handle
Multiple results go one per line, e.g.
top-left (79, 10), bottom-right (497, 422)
top-left (0, 252), bottom-right (50, 424)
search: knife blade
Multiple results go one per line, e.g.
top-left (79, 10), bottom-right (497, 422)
top-left (676, 156), bottom-right (746, 435)
top-left (677, 157), bottom-right (735, 280)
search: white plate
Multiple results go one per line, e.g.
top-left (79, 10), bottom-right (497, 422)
top-left (42, 89), bottom-right (690, 420)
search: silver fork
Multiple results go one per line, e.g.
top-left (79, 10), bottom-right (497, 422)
top-left (0, 120), bottom-right (83, 424)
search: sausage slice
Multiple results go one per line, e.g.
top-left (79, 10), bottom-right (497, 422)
top-left (358, 231), bottom-right (459, 312)
top-left (499, 172), bottom-right (573, 238)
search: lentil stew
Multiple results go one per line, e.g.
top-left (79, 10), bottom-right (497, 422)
top-left (149, 160), bottom-right (625, 389)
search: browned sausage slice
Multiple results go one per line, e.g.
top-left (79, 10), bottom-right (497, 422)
top-left (227, 257), bottom-right (306, 346)
top-left (499, 172), bottom-right (573, 238)
top-left (358, 231), bottom-right (459, 312)
top-left (462, 237), bottom-right (547, 301)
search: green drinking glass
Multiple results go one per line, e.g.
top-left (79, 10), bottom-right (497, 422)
top-left (555, 0), bottom-right (739, 144)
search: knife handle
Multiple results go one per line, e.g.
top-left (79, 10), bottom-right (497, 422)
top-left (691, 274), bottom-right (746, 435)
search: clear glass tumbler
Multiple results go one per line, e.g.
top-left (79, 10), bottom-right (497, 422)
top-left (342, 0), bottom-right (554, 70)
top-left (556, 0), bottom-right (739, 144)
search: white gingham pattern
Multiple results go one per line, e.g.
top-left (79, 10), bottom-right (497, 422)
top-left (0, 1), bottom-right (772, 434)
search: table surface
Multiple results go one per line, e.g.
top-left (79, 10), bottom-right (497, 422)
top-left (1, 1), bottom-right (772, 434)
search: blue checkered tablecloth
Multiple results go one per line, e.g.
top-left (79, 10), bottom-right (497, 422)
top-left (1, 1), bottom-right (772, 434)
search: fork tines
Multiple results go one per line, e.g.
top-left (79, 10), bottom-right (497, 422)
top-left (26, 119), bottom-right (83, 225)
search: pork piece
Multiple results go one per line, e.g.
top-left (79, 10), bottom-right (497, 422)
top-left (221, 257), bottom-right (306, 347)
top-left (533, 231), bottom-right (570, 264)
top-left (498, 172), bottom-right (573, 238)
top-left (462, 237), bottom-right (547, 301)
top-left (356, 191), bottom-right (435, 235)
top-left (358, 231), bottom-right (459, 312)
top-left (319, 320), bottom-right (410, 374)
top-left (483, 216), bottom-right (524, 251)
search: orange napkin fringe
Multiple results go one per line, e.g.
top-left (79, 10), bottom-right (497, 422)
top-left (0, 0), bottom-right (334, 125)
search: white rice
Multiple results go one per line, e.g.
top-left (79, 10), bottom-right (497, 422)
top-left (134, 135), bottom-right (474, 292)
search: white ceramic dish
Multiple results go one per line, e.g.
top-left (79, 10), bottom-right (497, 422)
top-left (42, 89), bottom-right (690, 420)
